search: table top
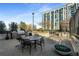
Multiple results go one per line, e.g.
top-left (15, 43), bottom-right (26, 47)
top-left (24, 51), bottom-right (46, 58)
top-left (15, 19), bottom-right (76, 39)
top-left (22, 36), bottom-right (41, 41)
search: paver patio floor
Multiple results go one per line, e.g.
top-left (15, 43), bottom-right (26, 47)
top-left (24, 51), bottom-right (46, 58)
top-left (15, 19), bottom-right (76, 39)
top-left (0, 37), bottom-right (74, 56)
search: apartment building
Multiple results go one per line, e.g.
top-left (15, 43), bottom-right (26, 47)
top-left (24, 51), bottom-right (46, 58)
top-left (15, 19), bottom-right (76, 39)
top-left (42, 3), bottom-right (79, 31)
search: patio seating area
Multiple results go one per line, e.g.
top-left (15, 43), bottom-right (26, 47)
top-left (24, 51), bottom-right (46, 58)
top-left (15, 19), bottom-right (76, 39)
top-left (0, 33), bottom-right (74, 56)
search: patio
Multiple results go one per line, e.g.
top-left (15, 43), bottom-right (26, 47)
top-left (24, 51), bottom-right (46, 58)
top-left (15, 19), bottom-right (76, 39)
top-left (0, 37), bottom-right (74, 56)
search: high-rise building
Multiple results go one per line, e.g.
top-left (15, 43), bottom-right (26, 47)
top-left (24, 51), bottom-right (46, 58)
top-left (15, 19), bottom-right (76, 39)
top-left (43, 11), bottom-right (51, 30)
top-left (42, 3), bottom-right (79, 31)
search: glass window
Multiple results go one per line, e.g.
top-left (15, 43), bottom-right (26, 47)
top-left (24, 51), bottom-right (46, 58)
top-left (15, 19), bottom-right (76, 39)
top-left (51, 11), bottom-right (54, 29)
top-left (59, 8), bottom-right (63, 21)
top-left (47, 13), bottom-right (50, 20)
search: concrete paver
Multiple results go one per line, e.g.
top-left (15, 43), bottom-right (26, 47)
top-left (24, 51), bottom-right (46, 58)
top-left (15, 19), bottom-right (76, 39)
top-left (0, 38), bottom-right (74, 56)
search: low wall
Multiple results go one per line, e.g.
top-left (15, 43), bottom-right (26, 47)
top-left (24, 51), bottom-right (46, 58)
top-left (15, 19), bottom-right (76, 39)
top-left (0, 34), bottom-right (6, 40)
top-left (33, 31), bottom-right (49, 37)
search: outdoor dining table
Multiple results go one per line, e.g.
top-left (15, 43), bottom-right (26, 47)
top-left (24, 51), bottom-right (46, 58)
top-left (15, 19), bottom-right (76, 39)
top-left (21, 36), bottom-right (41, 48)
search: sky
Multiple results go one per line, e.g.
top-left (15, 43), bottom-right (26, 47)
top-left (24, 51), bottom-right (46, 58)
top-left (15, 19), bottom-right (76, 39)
top-left (0, 3), bottom-right (65, 29)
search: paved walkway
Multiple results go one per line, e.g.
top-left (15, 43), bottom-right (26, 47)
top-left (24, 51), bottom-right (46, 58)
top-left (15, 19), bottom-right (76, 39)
top-left (0, 38), bottom-right (59, 56)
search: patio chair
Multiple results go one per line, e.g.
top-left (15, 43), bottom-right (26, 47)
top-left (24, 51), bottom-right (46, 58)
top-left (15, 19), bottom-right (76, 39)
top-left (16, 36), bottom-right (24, 48)
top-left (16, 35), bottom-right (23, 42)
top-left (10, 32), bottom-right (13, 39)
top-left (16, 37), bottom-right (32, 55)
top-left (29, 32), bottom-right (32, 36)
top-left (22, 39), bottom-right (35, 55)
top-left (5, 33), bottom-right (9, 40)
top-left (36, 37), bottom-right (44, 50)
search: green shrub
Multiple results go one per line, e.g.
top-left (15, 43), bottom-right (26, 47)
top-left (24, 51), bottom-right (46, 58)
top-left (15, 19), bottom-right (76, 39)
top-left (55, 44), bottom-right (71, 52)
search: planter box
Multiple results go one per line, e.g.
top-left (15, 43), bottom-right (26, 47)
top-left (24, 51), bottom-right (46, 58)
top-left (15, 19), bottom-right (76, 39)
top-left (55, 48), bottom-right (72, 55)
top-left (54, 44), bottom-right (72, 55)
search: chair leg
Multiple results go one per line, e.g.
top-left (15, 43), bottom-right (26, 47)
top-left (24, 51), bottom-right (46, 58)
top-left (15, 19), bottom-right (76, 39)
top-left (21, 44), bottom-right (25, 55)
top-left (43, 41), bottom-right (44, 46)
top-left (40, 44), bottom-right (43, 55)
top-left (29, 44), bottom-right (32, 55)
top-left (34, 40), bottom-right (37, 49)
top-left (41, 44), bottom-right (42, 51)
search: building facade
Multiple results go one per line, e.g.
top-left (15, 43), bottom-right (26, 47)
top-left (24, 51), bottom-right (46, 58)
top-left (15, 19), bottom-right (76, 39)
top-left (70, 7), bottom-right (79, 35)
top-left (42, 3), bottom-right (79, 31)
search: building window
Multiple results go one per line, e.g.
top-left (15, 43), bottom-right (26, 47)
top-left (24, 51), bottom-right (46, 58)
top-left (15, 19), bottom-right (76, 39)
top-left (55, 10), bottom-right (58, 19)
top-left (51, 11), bottom-right (54, 29)
top-left (47, 13), bottom-right (50, 20)
top-left (59, 8), bottom-right (63, 22)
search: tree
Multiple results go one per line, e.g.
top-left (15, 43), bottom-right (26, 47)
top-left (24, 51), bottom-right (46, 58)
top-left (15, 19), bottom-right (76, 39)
top-left (9, 22), bottom-right (18, 31)
top-left (0, 21), bottom-right (6, 33)
top-left (19, 21), bottom-right (27, 31)
top-left (26, 24), bottom-right (32, 31)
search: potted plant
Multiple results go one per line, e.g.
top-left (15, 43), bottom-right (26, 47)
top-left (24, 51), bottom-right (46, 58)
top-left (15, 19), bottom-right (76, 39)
top-left (54, 44), bottom-right (72, 55)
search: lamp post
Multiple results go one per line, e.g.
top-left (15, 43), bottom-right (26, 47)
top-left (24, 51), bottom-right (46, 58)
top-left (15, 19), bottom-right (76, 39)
top-left (32, 12), bottom-right (34, 31)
